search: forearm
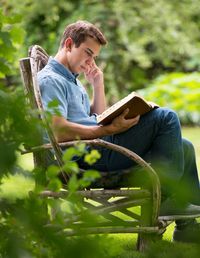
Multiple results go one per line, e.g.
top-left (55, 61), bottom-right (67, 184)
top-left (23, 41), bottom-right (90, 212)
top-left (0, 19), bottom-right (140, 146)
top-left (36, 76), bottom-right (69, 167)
top-left (90, 84), bottom-right (106, 114)
top-left (85, 61), bottom-right (106, 114)
top-left (52, 110), bottom-right (140, 142)
top-left (52, 116), bottom-right (111, 142)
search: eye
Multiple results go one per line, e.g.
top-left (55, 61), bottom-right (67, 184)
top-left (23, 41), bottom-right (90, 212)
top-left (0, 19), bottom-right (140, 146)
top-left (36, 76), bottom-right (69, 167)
top-left (85, 50), bottom-right (93, 58)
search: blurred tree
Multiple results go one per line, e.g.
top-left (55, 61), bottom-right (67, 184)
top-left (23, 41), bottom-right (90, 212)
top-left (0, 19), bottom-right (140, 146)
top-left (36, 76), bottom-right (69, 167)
top-left (0, 8), bottom-right (32, 173)
top-left (0, 7), bottom-right (25, 87)
top-left (0, 0), bottom-right (200, 121)
top-left (1, 0), bottom-right (200, 101)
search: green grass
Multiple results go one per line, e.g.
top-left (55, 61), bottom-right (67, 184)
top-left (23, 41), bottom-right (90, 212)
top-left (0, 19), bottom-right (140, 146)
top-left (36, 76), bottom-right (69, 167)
top-left (0, 127), bottom-right (200, 257)
top-left (182, 127), bottom-right (200, 173)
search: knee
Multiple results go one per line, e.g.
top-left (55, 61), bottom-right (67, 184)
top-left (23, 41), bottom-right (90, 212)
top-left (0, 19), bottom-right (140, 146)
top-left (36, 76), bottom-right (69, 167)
top-left (182, 138), bottom-right (195, 155)
top-left (162, 107), bottom-right (179, 119)
top-left (154, 107), bottom-right (180, 126)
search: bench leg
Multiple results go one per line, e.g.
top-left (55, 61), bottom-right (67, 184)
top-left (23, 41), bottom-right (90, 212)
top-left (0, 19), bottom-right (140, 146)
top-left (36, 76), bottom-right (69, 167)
top-left (136, 197), bottom-right (161, 251)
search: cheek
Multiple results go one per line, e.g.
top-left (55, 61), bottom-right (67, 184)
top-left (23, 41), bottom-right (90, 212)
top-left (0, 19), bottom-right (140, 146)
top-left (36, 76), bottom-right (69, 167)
top-left (79, 53), bottom-right (86, 64)
top-left (72, 55), bottom-right (81, 65)
top-left (71, 50), bottom-right (86, 67)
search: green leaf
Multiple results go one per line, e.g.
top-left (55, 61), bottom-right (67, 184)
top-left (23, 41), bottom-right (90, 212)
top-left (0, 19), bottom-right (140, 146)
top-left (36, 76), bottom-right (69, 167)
top-left (47, 99), bottom-right (59, 108)
top-left (62, 147), bottom-right (79, 162)
top-left (67, 174), bottom-right (79, 192)
top-left (63, 161), bottom-right (79, 175)
top-left (48, 178), bottom-right (62, 192)
top-left (84, 150), bottom-right (101, 165)
top-left (76, 142), bottom-right (87, 154)
top-left (83, 170), bottom-right (101, 180)
top-left (10, 26), bottom-right (25, 44)
top-left (79, 169), bottom-right (101, 188)
top-left (0, 59), bottom-right (11, 77)
top-left (3, 13), bottom-right (22, 24)
top-left (46, 165), bottom-right (60, 179)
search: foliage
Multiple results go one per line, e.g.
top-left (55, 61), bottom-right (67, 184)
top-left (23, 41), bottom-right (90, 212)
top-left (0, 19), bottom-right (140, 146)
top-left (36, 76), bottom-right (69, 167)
top-left (0, 7), bottom-right (25, 86)
top-left (0, 9), bottom-right (35, 174)
top-left (139, 72), bottom-right (200, 125)
top-left (1, 0), bottom-right (200, 121)
top-left (2, 0), bottom-right (200, 100)
top-left (0, 88), bottom-right (42, 174)
top-left (0, 9), bottom-right (114, 257)
top-left (0, 194), bottom-right (119, 258)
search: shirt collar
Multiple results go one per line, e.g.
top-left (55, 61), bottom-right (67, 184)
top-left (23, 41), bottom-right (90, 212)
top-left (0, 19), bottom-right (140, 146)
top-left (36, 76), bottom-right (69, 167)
top-left (47, 57), bottom-right (79, 82)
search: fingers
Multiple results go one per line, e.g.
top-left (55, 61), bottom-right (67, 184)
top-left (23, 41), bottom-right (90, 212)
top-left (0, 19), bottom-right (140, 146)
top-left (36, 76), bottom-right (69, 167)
top-left (128, 114), bottom-right (140, 123)
top-left (89, 65), bottom-right (101, 76)
top-left (111, 111), bottom-right (140, 134)
top-left (120, 109), bottom-right (140, 124)
top-left (85, 65), bottom-right (97, 76)
top-left (132, 115), bottom-right (140, 124)
top-left (120, 109), bottom-right (139, 120)
top-left (87, 60), bottom-right (101, 73)
top-left (85, 64), bottom-right (103, 85)
top-left (120, 108), bottom-right (129, 117)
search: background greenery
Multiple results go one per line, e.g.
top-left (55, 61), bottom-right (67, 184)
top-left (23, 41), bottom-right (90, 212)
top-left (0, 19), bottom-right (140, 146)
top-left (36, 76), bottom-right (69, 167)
top-left (0, 0), bottom-right (200, 257)
top-left (1, 0), bottom-right (200, 125)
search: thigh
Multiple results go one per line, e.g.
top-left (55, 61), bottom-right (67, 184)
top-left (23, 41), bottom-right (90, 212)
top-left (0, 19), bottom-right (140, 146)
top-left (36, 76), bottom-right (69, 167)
top-left (102, 107), bottom-right (182, 171)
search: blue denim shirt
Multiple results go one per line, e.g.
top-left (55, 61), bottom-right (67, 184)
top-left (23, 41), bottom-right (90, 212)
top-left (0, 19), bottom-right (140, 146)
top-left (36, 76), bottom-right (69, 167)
top-left (37, 57), bottom-right (97, 126)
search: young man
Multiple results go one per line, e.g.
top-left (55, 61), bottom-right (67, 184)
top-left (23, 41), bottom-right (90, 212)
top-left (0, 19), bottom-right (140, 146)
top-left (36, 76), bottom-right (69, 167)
top-left (38, 20), bottom-right (200, 243)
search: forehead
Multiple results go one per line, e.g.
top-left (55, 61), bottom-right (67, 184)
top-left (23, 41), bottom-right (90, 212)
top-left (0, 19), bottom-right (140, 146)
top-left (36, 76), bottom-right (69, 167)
top-left (80, 37), bottom-right (101, 55)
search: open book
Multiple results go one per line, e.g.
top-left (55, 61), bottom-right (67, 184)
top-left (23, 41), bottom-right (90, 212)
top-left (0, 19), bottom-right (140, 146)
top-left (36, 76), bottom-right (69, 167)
top-left (96, 92), bottom-right (159, 125)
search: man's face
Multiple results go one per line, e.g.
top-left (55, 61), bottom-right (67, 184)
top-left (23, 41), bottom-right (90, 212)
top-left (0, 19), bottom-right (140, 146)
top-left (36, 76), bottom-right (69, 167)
top-left (67, 37), bottom-right (101, 74)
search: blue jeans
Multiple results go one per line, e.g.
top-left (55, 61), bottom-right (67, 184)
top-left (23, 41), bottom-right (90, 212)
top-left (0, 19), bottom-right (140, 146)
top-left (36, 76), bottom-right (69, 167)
top-left (79, 107), bottom-right (200, 204)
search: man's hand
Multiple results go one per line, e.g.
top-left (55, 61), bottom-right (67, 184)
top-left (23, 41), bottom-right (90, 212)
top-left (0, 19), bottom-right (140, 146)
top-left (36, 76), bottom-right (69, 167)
top-left (85, 61), bottom-right (106, 114)
top-left (84, 61), bottom-right (104, 88)
top-left (107, 109), bottom-right (140, 134)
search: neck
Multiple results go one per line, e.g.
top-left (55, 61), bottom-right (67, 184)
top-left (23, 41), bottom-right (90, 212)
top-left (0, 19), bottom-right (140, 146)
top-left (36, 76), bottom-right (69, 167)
top-left (54, 49), bottom-right (70, 71)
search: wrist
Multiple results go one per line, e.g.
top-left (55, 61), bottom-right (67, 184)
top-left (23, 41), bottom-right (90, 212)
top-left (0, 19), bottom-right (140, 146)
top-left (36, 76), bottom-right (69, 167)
top-left (93, 81), bottom-right (104, 90)
top-left (99, 124), bottom-right (114, 136)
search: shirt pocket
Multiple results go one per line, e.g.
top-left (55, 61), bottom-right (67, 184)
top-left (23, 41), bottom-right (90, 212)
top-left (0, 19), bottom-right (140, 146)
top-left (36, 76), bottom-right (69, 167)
top-left (67, 91), bottom-right (86, 117)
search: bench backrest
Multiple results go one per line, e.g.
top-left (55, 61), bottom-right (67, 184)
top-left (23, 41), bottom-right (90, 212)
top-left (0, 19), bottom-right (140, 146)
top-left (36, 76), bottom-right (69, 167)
top-left (19, 45), bottom-right (65, 172)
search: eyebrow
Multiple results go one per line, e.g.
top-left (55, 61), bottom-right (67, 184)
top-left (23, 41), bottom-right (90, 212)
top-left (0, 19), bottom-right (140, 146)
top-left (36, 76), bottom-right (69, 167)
top-left (86, 48), bottom-right (94, 55)
top-left (86, 48), bottom-right (98, 58)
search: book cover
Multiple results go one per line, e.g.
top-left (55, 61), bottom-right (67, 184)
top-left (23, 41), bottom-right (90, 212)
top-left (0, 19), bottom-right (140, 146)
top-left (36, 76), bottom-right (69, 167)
top-left (96, 92), bottom-right (158, 125)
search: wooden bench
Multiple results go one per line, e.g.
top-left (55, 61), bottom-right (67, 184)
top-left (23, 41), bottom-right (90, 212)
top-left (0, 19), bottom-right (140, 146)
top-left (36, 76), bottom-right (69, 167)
top-left (19, 45), bottom-right (199, 251)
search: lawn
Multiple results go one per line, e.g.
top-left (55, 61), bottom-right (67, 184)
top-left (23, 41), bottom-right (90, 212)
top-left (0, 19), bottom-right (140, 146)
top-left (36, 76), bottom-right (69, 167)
top-left (0, 127), bottom-right (200, 257)
top-left (182, 127), bottom-right (200, 171)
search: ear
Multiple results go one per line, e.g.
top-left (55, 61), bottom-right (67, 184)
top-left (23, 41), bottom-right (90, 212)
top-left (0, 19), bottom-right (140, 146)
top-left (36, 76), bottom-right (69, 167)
top-left (64, 37), bottom-right (74, 51)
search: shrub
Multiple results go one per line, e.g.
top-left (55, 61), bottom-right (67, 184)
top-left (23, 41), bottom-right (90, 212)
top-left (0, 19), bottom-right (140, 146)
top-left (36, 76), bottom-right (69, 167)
top-left (140, 72), bottom-right (200, 125)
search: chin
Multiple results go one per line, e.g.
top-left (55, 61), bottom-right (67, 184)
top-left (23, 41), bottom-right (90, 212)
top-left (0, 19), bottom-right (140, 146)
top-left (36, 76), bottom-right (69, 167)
top-left (79, 65), bottom-right (86, 73)
top-left (72, 69), bottom-right (80, 74)
top-left (78, 69), bottom-right (85, 74)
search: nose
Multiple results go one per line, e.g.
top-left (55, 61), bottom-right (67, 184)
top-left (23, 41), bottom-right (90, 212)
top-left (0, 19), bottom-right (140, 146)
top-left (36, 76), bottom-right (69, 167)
top-left (85, 56), bottom-right (93, 65)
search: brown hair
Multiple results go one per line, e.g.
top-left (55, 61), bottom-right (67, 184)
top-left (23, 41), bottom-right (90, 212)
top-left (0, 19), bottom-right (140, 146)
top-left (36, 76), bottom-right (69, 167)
top-left (59, 20), bottom-right (107, 49)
